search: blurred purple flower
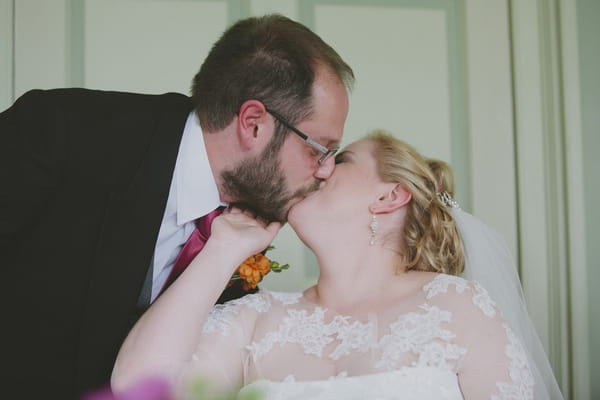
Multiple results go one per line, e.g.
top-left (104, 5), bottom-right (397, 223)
top-left (83, 377), bottom-right (172, 400)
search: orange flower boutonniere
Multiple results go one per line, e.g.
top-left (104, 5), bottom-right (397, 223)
top-left (230, 246), bottom-right (290, 291)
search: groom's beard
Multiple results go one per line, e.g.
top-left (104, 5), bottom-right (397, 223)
top-left (221, 151), bottom-right (320, 223)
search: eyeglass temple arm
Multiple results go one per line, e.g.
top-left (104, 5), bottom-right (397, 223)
top-left (266, 109), bottom-right (329, 153)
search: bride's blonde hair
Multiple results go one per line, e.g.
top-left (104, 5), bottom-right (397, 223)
top-left (366, 130), bottom-right (464, 276)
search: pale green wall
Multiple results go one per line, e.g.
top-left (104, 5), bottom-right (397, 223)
top-left (577, 0), bottom-right (600, 397)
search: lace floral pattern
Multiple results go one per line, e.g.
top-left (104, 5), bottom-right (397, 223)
top-left (247, 298), bottom-right (467, 373)
top-left (424, 274), bottom-right (534, 399)
top-left (270, 291), bottom-right (302, 305)
top-left (377, 304), bottom-right (465, 371)
top-left (424, 274), bottom-right (469, 299)
top-left (248, 308), bottom-right (375, 361)
top-left (491, 324), bottom-right (535, 399)
top-left (198, 274), bottom-right (535, 399)
top-left (202, 292), bottom-right (271, 336)
top-left (471, 282), bottom-right (497, 318)
top-left (425, 274), bottom-right (498, 318)
top-left (328, 318), bottom-right (377, 360)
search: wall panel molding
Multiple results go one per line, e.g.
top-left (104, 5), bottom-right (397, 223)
top-left (286, 0), bottom-right (475, 287)
top-left (14, 0), bottom-right (70, 97)
top-left (510, 0), bottom-right (575, 396)
top-left (464, 0), bottom-right (518, 256)
top-left (300, 0), bottom-right (470, 209)
top-left (66, 0), bottom-right (85, 87)
top-left (562, 0), bottom-right (592, 398)
top-left (82, 0), bottom-right (230, 94)
top-left (0, 0), bottom-right (15, 110)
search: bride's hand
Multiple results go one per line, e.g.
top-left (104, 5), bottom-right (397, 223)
top-left (112, 207), bottom-right (280, 392)
top-left (208, 207), bottom-right (282, 261)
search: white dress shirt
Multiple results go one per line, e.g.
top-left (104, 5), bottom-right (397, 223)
top-left (150, 111), bottom-right (223, 301)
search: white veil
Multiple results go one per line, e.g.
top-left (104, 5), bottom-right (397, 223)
top-left (449, 204), bottom-right (564, 399)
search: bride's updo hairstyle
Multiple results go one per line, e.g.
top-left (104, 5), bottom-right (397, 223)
top-left (366, 130), bottom-right (464, 276)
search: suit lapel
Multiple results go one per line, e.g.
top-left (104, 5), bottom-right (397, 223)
top-left (76, 97), bottom-right (192, 390)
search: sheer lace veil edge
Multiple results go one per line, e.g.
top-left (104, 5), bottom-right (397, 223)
top-left (452, 208), bottom-right (564, 399)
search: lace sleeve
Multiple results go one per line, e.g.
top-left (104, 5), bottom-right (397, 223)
top-left (451, 280), bottom-right (535, 399)
top-left (178, 291), bottom-right (272, 393)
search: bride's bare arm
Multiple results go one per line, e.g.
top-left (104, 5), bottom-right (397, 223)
top-left (111, 208), bottom-right (280, 392)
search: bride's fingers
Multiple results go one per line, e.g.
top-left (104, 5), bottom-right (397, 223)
top-left (219, 207), bottom-right (277, 233)
top-left (265, 221), bottom-right (282, 236)
top-left (221, 207), bottom-right (251, 222)
top-left (220, 209), bottom-right (265, 229)
top-left (225, 208), bottom-right (266, 224)
top-left (223, 206), bottom-right (256, 219)
top-left (241, 208), bottom-right (256, 219)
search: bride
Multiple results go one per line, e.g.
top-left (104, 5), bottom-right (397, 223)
top-left (112, 130), bottom-right (563, 399)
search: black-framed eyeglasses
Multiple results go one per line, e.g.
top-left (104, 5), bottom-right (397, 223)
top-left (266, 108), bottom-right (339, 165)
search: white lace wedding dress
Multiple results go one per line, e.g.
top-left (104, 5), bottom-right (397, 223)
top-left (184, 274), bottom-right (534, 399)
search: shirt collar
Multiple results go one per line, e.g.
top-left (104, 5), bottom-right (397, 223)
top-left (175, 112), bottom-right (223, 225)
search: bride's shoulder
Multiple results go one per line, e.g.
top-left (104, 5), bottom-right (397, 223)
top-left (219, 288), bottom-right (303, 312)
top-left (202, 289), bottom-right (304, 337)
top-left (420, 273), bottom-right (499, 317)
top-left (260, 288), bottom-right (304, 306)
top-left (421, 273), bottom-right (471, 296)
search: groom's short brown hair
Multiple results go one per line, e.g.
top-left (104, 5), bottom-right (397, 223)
top-left (191, 14), bottom-right (354, 142)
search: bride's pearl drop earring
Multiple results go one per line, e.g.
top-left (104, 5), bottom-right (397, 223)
top-left (369, 214), bottom-right (378, 245)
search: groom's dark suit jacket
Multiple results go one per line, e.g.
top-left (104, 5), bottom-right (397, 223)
top-left (0, 88), bottom-right (246, 399)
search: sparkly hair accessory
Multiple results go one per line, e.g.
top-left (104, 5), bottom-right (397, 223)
top-left (437, 191), bottom-right (460, 209)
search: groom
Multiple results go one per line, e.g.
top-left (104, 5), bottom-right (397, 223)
top-left (0, 14), bottom-right (353, 399)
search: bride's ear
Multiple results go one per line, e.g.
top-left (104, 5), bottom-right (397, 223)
top-left (370, 184), bottom-right (411, 214)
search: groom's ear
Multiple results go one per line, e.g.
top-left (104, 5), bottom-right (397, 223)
top-left (237, 100), bottom-right (270, 151)
top-left (370, 183), bottom-right (412, 213)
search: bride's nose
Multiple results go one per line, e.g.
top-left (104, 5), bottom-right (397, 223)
top-left (314, 156), bottom-right (336, 179)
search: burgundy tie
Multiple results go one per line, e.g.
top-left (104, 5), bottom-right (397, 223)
top-left (160, 207), bottom-right (224, 294)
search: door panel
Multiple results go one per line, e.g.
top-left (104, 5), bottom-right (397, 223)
top-left (10, 0), bottom-right (516, 321)
top-left (84, 1), bottom-right (229, 94)
top-left (8, 0), bottom-right (576, 395)
top-left (10, 0), bottom-right (516, 313)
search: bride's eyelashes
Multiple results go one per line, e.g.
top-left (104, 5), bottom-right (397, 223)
top-left (334, 152), bottom-right (347, 164)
